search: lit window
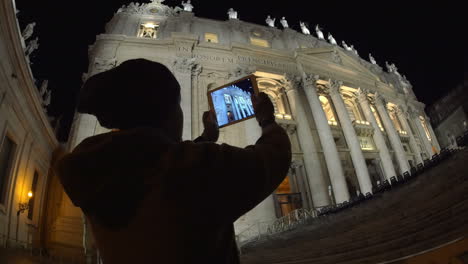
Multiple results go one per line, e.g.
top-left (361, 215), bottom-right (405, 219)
top-left (205, 33), bottom-right (219, 43)
top-left (389, 110), bottom-right (403, 133)
top-left (138, 22), bottom-right (159, 39)
top-left (419, 116), bottom-right (432, 141)
top-left (371, 106), bottom-right (384, 131)
top-left (250, 37), bottom-right (270, 48)
top-left (319, 96), bottom-right (337, 125)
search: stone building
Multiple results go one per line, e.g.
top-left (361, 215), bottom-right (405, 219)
top-left (68, 0), bottom-right (442, 244)
top-left (427, 79), bottom-right (468, 149)
top-left (0, 0), bottom-right (60, 252)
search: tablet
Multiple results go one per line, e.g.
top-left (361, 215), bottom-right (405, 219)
top-left (207, 75), bottom-right (260, 128)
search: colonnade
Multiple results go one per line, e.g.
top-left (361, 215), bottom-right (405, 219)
top-left (281, 70), bottom-right (439, 206)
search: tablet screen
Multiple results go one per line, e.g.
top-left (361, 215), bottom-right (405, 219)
top-left (208, 75), bottom-right (259, 128)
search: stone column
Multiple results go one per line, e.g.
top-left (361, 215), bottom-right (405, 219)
top-left (357, 89), bottom-right (397, 181)
top-left (285, 79), bottom-right (330, 207)
top-left (328, 81), bottom-right (373, 194)
top-left (374, 94), bottom-right (410, 174)
top-left (173, 57), bottom-right (197, 141)
top-left (397, 107), bottom-right (424, 165)
top-left (301, 74), bottom-right (349, 203)
top-left (191, 64), bottom-right (202, 139)
top-left (409, 108), bottom-right (433, 158)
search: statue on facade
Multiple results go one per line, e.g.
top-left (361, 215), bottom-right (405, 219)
top-left (116, 5), bottom-right (125, 13)
top-left (181, 0), bottom-right (194, 12)
top-left (341, 40), bottom-right (352, 51)
top-left (369, 53), bottom-right (377, 65)
top-left (227, 8), bottom-right (238, 19)
top-left (265, 16), bottom-right (276, 28)
top-left (280, 17), bottom-right (289, 28)
top-left (350, 45), bottom-right (359, 56)
top-left (43, 90), bottom-right (52, 107)
top-left (22, 22), bottom-right (36, 41)
top-left (385, 61), bottom-right (400, 75)
top-left (299, 22), bottom-right (310, 35)
top-left (315, 25), bottom-right (325, 40)
top-left (25, 37), bottom-right (39, 57)
top-left (327, 33), bottom-right (337, 45)
top-left (40, 80), bottom-right (49, 97)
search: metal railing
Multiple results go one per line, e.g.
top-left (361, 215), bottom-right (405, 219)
top-left (236, 207), bottom-right (321, 247)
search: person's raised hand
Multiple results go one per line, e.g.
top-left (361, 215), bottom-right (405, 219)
top-left (201, 109), bottom-right (219, 142)
top-left (251, 92), bottom-right (275, 128)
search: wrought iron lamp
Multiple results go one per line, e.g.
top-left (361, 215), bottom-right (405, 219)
top-left (17, 191), bottom-right (33, 216)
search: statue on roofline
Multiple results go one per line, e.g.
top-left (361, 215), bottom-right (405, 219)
top-left (315, 24), bottom-right (324, 40)
top-left (181, 0), bottom-right (194, 12)
top-left (327, 33), bottom-right (337, 45)
top-left (369, 53), bottom-right (377, 65)
top-left (280, 17), bottom-right (289, 28)
top-left (300, 22), bottom-right (310, 35)
top-left (22, 22), bottom-right (36, 41)
top-left (266, 16), bottom-right (276, 28)
top-left (227, 8), bottom-right (238, 19)
top-left (342, 40), bottom-right (352, 51)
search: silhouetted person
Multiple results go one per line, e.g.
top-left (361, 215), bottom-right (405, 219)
top-left (56, 59), bottom-right (291, 264)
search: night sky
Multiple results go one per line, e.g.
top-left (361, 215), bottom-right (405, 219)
top-left (14, 0), bottom-right (466, 141)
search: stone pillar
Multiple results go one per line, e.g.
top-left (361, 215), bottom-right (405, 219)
top-left (328, 81), bottom-right (372, 194)
top-left (357, 89), bottom-right (397, 181)
top-left (301, 73), bottom-right (349, 203)
top-left (290, 160), bottom-right (313, 210)
top-left (397, 107), bottom-right (424, 165)
top-left (285, 79), bottom-right (330, 207)
top-left (173, 57), bottom-right (197, 141)
top-left (374, 94), bottom-right (410, 174)
top-left (410, 108), bottom-right (433, 158)
top-left (191, 64), bottom-right (202, 139)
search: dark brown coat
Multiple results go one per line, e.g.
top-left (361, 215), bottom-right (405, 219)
top-left (56, 123), bottom-right (291, 263)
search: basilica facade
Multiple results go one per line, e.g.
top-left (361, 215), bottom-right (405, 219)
top-left (69, 0), bottom-right (441, 242)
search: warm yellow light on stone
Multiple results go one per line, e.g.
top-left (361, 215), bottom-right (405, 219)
top-left (28, 191), bottom-right (33, 198)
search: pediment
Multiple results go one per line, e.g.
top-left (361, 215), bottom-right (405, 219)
top-left (299, 47), bottom-right (383, 81)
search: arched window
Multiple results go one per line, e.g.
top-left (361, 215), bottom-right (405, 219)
top-left (319, 96), bottom-right (337, 125)
top-left (419, 116), bottom-right (432, 141)
top-left (389, 110), bottom-right (403, 132)
top-left (371, 106), bottom-right (384, 131)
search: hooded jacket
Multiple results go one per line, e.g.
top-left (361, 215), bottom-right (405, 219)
top-left (56, 122), bottom-right (291, 263)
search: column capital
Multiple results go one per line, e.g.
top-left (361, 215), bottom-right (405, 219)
top-left (327, 79), bottom-right (343, 95)
top-left (303, 74), bottom-right (320, 87)
top-left (374, 92), bottom-right (388, 107)
top-left (291, 159), bottom-right (304, 169)
top-left (356, 87), bottom-right (371, 103)
top-left (191, 63), bottom-right (202, 76)
top-left (173, 57), bottom-right (198, 74)
top-left (279, 122), bottom-right (297, 135)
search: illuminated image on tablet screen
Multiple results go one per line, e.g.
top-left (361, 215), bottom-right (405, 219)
top-left (209, 77), bottom-right (256, 127)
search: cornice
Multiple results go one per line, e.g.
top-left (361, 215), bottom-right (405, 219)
top-left (0, 0), bottom-right (58, 147)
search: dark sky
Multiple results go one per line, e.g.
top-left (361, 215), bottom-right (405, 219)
top-left (15, 0), bottom-right (466, 141)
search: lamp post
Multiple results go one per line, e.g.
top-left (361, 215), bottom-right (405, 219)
top-left (15, 191), bottom-right (33, 244)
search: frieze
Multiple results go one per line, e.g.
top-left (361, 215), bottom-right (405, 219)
top-left (190, 52), bottom-right (296, 72)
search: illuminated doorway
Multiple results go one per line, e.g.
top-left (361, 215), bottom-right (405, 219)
top-left (274, 176), bottom-right (302, 217)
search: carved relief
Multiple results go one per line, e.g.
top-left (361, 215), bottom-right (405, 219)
top-left (173, 57), bottom-right (197, 74)
top-left (92, 57), bottom-right (117, 75)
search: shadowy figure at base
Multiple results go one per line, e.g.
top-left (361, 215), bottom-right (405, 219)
top-left (56, 59), bottom-right (291, 264)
